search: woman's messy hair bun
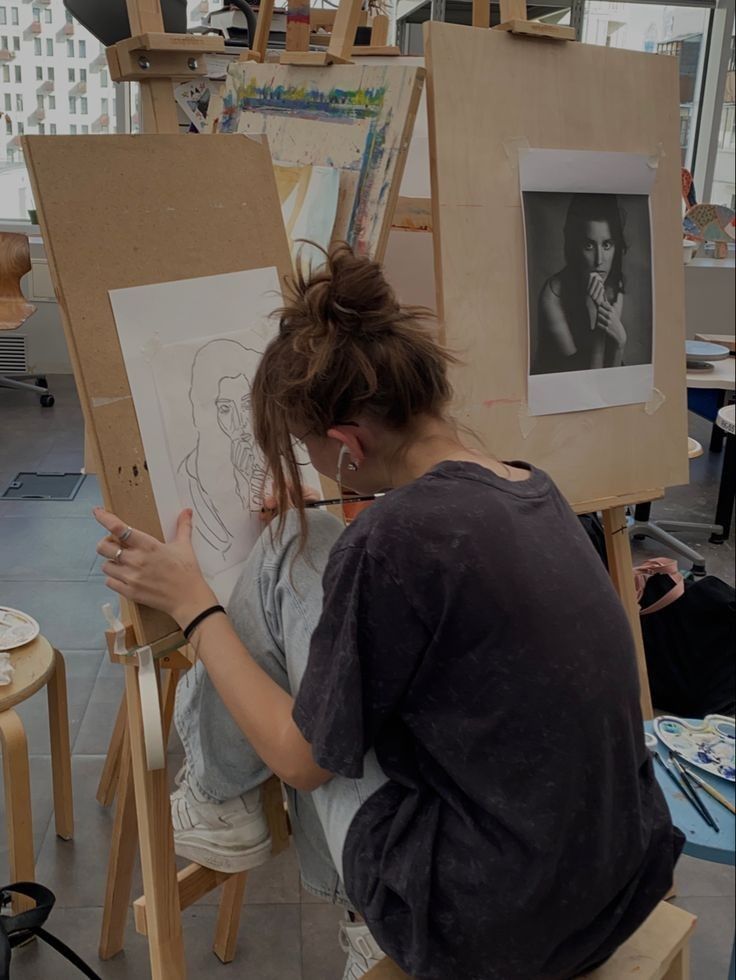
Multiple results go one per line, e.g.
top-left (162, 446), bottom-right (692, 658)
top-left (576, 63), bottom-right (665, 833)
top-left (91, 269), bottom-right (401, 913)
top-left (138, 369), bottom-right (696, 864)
top-left (251, 241), bottom-right (457, 538)
top-left (280, 242), bottom-right (406, 345)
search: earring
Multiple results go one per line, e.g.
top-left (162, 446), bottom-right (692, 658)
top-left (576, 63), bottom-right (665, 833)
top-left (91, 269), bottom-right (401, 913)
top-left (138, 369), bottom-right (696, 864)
top-left (347, 461), bottom-right (358, 472)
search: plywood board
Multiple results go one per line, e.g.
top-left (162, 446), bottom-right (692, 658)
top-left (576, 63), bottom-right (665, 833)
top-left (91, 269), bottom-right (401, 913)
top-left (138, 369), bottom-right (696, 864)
top-left (23, 134), bottom-right (293, 643)
top-left (425, 24), bottom-right (688, 508)
top-left (219, 62), bottom-right (424, 259)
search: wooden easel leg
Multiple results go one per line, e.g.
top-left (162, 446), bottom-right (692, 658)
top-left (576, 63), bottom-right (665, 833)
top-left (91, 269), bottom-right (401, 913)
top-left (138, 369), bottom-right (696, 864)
top-left (124, 661), bottom-right (186, 979)
top-left (602, 506), bottom-right (654, 719)
top-left (47, 648), bottom-right (74, 841)
top-left (213, 872), bottom-right (248, 964)
top-left (99, 731), bottom-right (138, 960)
top-left (97, 694), bottom-right (127, 808)
top-left (663, 944), bottom-right (690, 980)
top-left (161, 668), bottom-right (181, 743)
top-left (0, 710), bottom-right (36, 912)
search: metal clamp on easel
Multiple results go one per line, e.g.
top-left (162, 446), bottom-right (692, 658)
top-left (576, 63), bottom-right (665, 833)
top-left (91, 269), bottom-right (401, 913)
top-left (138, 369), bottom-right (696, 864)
top-left (102, 603), bottom-right (186, 771)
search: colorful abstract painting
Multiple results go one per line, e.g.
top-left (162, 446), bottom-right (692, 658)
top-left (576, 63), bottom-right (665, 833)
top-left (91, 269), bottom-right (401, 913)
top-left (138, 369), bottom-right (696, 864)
top-left (220, 63), bottom-right (424, 257)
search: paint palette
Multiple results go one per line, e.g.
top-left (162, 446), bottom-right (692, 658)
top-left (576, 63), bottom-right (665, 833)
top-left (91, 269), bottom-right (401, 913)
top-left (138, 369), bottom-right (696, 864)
top-left (654, 715), bottom-right (735, 782)
top-left (0, 606), bottom-right (40, 652)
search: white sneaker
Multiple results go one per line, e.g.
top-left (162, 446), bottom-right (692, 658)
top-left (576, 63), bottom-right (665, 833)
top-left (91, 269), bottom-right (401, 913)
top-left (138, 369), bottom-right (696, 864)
top-left (170, 766), bottom-right (272, 873)
top-left (339, 916), bottom-right (386, 980)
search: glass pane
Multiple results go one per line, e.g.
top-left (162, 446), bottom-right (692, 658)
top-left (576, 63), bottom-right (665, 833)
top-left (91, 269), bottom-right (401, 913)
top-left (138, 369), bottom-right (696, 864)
top-left (582, 3), bottom-right (711, 168)
top-left (0, 11), bottom-right (121, 220)
top-left (712, 33), bottom-right (735, 208)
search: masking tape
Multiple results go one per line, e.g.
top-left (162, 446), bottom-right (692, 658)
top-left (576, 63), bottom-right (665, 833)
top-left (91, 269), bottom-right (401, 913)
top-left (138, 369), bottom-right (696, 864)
top-left (644, 388), bottom-right (666, 415)
top-left (102, 602), bottom-right (128, 657)
top-left (91, 395), bottom-right (131, 408)
top-left (502, 137), bottom-right (531, 175)
top-left (138, 645), bottom-right (166, 771)
top-left (646, 143), bottom-right (665, 170)
top-left (518, 402), bottom-right (537, 439)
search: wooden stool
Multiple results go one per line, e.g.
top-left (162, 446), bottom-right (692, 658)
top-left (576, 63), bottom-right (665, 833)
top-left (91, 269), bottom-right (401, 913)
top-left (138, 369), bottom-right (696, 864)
top-left (0, 636), bottom-right (74, 911)
top-left (364, 901), bottom-right (696, 979)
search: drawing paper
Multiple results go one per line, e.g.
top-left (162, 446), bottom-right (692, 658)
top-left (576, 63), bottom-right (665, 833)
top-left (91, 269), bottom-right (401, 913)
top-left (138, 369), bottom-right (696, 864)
top-left (110, 268), bottom-right (319, 603)
top-left (520, 149), bottom-right (656, 416)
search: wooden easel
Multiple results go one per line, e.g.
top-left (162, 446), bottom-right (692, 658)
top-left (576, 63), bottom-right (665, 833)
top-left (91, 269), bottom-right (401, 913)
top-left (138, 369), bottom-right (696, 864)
top-left (425, 7), bottom-right (690, 724)
top-left (83, 2), bottom-right (408, 976)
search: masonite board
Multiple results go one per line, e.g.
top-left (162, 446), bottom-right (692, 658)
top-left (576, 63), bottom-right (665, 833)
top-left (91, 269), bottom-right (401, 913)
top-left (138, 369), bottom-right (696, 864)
top-left (219, 62), bottom-right (424, 260)
top-left (425, 24), bottom-right (688, 509)
top-left (23, 134), bottom-right (293, 644)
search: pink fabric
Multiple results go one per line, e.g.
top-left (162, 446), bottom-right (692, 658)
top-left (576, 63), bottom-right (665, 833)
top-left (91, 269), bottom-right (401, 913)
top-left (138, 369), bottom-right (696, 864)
top-left (634, 558), bottom-right (685, 617)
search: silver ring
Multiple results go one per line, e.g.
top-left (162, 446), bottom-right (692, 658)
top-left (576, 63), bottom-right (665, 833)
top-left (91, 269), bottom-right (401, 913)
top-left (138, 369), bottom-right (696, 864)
top-left (119, 525), bottom-right (133, 543)
top-left (112, 547), bottom-right (124, 564)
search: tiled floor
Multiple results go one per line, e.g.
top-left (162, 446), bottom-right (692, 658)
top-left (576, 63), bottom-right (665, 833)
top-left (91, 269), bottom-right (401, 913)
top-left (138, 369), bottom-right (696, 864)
top-left (0, 375), bottom-right (734, 979)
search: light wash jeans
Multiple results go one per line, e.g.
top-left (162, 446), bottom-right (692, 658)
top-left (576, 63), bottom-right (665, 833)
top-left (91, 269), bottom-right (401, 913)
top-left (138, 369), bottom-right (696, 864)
top-left (174, 509), bottom-right (388, 906)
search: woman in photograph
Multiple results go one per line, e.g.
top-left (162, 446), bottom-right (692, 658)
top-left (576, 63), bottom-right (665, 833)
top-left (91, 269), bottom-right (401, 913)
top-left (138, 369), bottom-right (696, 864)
top-left (94, 245), bottom-right (680, 980)
top-left (534, 194), bottom-right (628, 374)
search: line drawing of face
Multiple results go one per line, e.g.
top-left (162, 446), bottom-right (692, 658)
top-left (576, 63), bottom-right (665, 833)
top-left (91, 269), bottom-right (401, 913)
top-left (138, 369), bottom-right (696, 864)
top-left (580, 219), bottom-right (615, 277)
top-left (216, 375), bottom-right (252, 443)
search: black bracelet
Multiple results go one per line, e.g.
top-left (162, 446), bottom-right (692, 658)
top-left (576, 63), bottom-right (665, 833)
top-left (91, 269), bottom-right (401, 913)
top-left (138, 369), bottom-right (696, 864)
top-left (183, 604), bottom-right (226, 641)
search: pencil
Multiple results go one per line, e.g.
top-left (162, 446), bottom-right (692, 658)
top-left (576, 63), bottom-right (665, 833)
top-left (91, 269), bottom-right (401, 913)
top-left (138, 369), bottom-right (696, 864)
top-left (654, 753), bottom-right (718, 830)
top-left (680, 763), bottom-right (736, 816)
top-left (671, 757), bottom-right (719, 832)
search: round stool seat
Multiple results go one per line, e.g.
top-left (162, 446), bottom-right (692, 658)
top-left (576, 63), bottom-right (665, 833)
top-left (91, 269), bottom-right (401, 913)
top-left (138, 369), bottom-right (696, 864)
top-left (687, 437), bottom-right (704, 460)
top-left (0, 635), bottom-right (56, 714)
top-left (717, 403), bottom-right (735, 436)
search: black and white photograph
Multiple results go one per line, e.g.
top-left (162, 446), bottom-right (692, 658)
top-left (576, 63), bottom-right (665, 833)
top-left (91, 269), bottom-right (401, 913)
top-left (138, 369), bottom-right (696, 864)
top-left (520, 150), bottom-right (656, 416)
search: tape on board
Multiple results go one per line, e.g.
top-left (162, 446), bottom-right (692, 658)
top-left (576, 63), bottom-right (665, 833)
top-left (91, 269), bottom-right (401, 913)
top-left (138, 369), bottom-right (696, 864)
top-left (502, 137), bottom-right (531, 175)
top-left (518, 402), bottom-right (537, 439)
top-left (646, 143), bottom-right (665, 170)
top-left (138, 645), bottom-right (166, 771)
top-left (644, 388), bottom-right (666, 415)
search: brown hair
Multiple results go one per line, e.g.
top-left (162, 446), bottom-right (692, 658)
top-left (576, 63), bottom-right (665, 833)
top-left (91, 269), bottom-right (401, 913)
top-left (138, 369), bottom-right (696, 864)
top-left (251, 243), bottom-right (456, 538)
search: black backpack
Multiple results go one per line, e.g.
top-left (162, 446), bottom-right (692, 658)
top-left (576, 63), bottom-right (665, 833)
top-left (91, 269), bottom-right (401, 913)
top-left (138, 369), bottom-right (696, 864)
top-left (0, 883), bottom-right (101, 980)
top-left (636, 564), bottom-right (736, 717)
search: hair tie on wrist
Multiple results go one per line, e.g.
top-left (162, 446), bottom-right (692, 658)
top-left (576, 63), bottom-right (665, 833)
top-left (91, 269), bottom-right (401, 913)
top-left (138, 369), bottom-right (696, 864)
top-left (183, 605), bottom-right (226, 641)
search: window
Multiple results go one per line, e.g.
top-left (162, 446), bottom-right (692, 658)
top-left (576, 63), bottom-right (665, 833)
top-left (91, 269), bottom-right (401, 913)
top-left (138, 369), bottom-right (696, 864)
top-left (50, 123), bottom-right (56, 134)
top-left (0, 11), bottom-right (6, 27)
top-left (67, 39), bottom-right (73, 56)
top-left (38, 123), bottom-right (45, 134)
top-left (80, 97), bottom-right (87, 114)
top-left (1, 65), bottom-right (7, 85)
top-left (65, 10), bottom-right (73, 24)
top-left (81, 124), bottom-right (88, 134)
top-left (15, 94), bottom-right (22, 111)
top-left (101, 98), bottom-right (109, 115)
top-left (48, 95), bottom-right (55, 109)
top-left (69, 124), bottom-right (77, 135)
top-left (3, 94), bottom-right (10, 112)
top-left (12, 32), bottom-right (18, 49)
top-left (68, 96), bottom-right (76, 113)
top-left (14, 64), bottom-right (21, 82)
top-left (47, 67), bottom-right (54, 80)
top-left (34, 37), bottom-right (41, 56)
top-left (68, 68), bottom-right (75, 82)
top-left (36, 94), bottom-right (43, 109)
top-left (45, 37), bottom-right (52, 55)
top-left (79, 40), bottom-right (86, 58)
top-left (44, 9), bottom-right (51, 24)
top-left (0, 35), bottom-right (7, 49)
top-left (583, 2), bottom-right (711, 168)
top-left (80, 68), bottom-right (86, 82)
top-left (17, 121), bottom-right (23, 134)
top-left (101, 69), bottom-right (108, 87)
top-left (32, 6), bottom-right (40, 20)
top-left (711, 33), bottom-right (735, 207)
top-left (10, 7), bottom-right (17, 26)
top-left (35, 66), bottom-right (43, 81)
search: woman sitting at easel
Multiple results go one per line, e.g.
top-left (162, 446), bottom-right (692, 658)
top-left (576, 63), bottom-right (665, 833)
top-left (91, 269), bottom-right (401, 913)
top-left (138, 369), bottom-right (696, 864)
top-left (95, 245), bottom-right (682, 980)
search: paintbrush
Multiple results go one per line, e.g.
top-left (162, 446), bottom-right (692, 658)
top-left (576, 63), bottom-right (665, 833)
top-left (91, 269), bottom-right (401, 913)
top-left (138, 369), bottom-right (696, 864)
top-left (653, 753), bottom-right (718, 830)
top-left (679, 763), bottom-right (736, 816)
top-left (670, 756), bottom-right (719, 832)
top-left (306, 493), bottom-right (386, 509)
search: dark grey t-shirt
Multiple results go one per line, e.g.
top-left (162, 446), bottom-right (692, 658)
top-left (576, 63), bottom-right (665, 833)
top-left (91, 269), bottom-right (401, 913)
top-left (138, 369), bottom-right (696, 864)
top-left (293, 461), bottom-right (681, 980)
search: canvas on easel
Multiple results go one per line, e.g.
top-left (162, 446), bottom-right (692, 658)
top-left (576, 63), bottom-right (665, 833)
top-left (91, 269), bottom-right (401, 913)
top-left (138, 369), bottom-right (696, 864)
top-left (425, 23), bottom-right (687, 508)
top-left (219, 61), bottom-right (425, 259)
